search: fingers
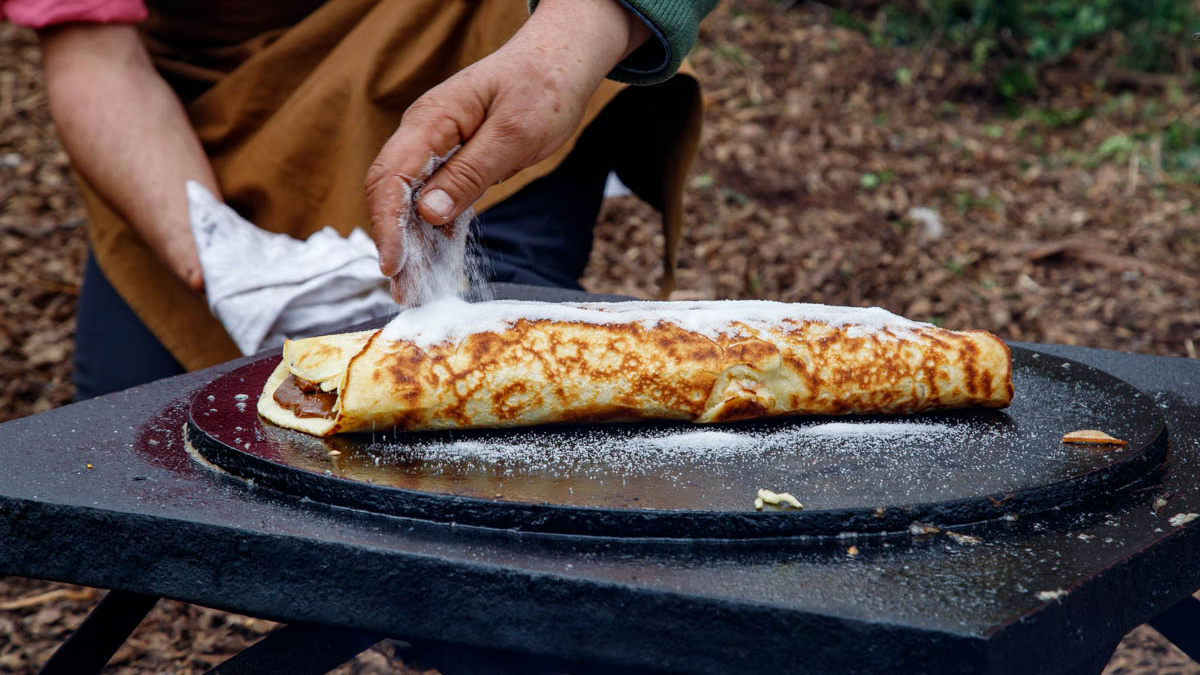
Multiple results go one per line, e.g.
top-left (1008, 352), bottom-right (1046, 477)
top-left (366, 89), bottom-right (485, 278)
top-left (160, 235), bottom-right (207, 295)
top-left (414, 112), bottom-right (543, 225)
top-left (182, 260), bottom-right (206, 295)
top-left (365, 47), bottom-right (586, 284)
top-left (372, 212), bottom-right (406, 279)
top-left (370, 92), bottom-right (482, 197)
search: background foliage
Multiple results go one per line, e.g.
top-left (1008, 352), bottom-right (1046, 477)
top-left (829, 0), bottom-right (1199, 100)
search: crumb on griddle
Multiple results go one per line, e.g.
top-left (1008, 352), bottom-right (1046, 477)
top-left (756, 488), bottom-right (802, 510)
top-left (1168, 512), bottom-right (1199, 527)
top-left (1061, 429), bottom-right (1127, 446)
top-left (908, 522), bottom-right (941, 535)
top-left (946, 531), bottom-right (982, 545)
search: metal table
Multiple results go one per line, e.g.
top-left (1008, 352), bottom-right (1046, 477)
top-left (1, 284), bottom-right (1198, 675)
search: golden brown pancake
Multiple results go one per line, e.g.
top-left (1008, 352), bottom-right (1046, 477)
top-left (257, 299), bottom-right (1013, 436)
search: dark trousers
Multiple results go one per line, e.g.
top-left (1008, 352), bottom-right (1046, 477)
top-left (73, 255), bottom-right (190, 401)
top-left (73, 116), bottom-right (616, 400)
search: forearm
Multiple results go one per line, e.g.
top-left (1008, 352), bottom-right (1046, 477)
top-left (529, 0), bottom-right (714, 84)
top-left (38, 24), bottom-right (217, 293)
top-left (521, 0), bottom-right (652, 81)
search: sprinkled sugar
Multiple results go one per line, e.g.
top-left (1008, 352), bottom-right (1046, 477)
top-left (795, 422), bottom-right (947, 438)
top-left (381, 297), bottom-right (931, 347)
top-left (346, 416), bottom-right (1017, 509)
top-left (366, 420), bottom-right (977, 476)
top-left (647, 431), bottom-right (749, 451)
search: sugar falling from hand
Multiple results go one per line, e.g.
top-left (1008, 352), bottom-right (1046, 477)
top-left (390, 148), bottom-right (491, 308)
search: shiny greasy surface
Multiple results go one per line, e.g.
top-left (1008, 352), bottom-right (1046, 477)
top-left (262, 312), bottom-right (1012, 435)
top-left (205, 348), bottom-right (1162, 521)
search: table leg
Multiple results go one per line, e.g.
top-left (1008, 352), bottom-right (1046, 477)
top-left (203, 624), bottom-right (386, 675)
top-left (37, 590), bottom-right (160, 675)
top-left (1148, 594), bottom-right (1200, 663)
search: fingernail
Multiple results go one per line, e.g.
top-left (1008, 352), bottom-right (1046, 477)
top-left (421, 189), bottom-right (453, 219)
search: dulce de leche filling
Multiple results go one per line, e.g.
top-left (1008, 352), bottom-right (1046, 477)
top-left (273, 374), bottom-right (338, 419)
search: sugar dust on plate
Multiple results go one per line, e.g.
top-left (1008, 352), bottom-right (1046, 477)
top-left (367, 419), bottom-right (981, 478)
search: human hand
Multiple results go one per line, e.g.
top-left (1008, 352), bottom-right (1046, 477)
top-left (162, 230), bottom-right (206, 296)
top-left (365, 0), bottom-right (650, 294)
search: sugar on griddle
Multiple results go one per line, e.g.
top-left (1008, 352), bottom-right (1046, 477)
top-left (365, 420), bottom-right (992, 481)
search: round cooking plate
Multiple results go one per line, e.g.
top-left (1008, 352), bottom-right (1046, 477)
top-left (186, 347), bottom-right (1166, 539)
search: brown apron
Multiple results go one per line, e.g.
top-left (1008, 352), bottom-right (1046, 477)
top-left (83, 0), bottom-right (702, 371)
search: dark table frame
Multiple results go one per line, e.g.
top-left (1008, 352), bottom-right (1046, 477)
top-left (2, 285), bottom-right (1199, 675)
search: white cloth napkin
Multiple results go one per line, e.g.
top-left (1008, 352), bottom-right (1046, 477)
top-left (187, 181), bottom-right (397, 355)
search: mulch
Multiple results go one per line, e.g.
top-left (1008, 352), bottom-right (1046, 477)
top-left (2, 0), bottom-right (1198, 672)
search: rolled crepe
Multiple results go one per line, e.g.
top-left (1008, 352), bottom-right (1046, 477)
top-left (257, 298), bottom-right (1012, 436)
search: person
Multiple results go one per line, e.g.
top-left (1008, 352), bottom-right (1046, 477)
top-left (2, 0), bottom-right (714, 399)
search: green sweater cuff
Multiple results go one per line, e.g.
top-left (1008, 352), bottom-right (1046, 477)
top-left (610, 0), bottom-right (716, 84)
top-left (528, 0), bottom-right (717, 85)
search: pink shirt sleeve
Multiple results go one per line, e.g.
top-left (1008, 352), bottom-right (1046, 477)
top-left (1, 0), bottom-right (147, 28)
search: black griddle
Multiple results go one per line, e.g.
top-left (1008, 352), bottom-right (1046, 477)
top-left (186, 347), bottom-right (1167, 539)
